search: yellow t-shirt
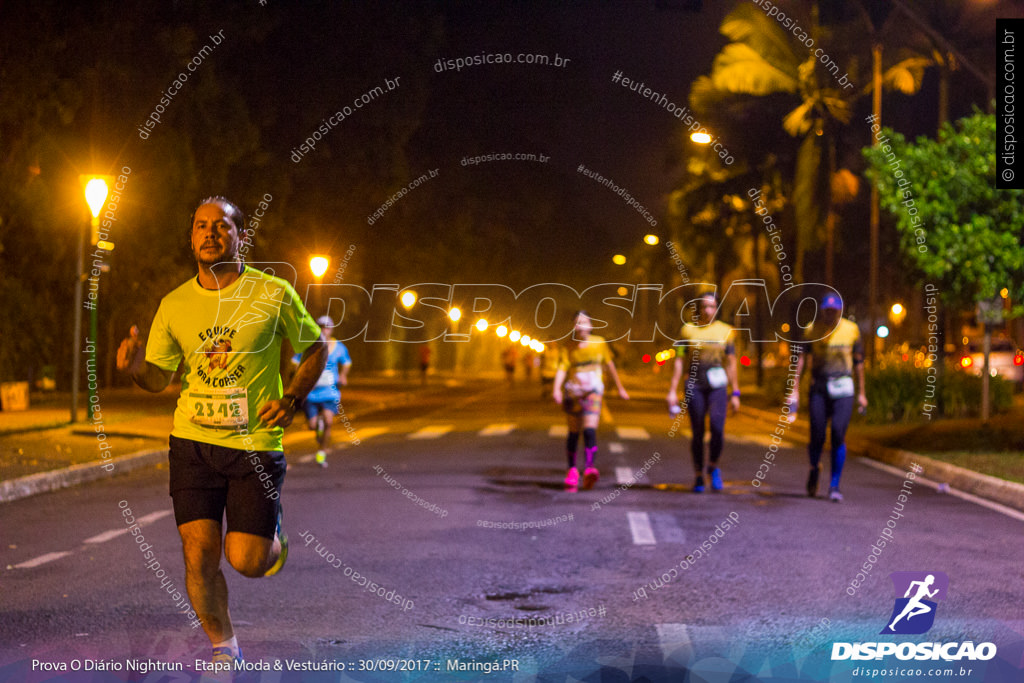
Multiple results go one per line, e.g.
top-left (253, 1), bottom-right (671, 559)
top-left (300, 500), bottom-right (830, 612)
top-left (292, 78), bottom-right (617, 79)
top-left (803, 317), bottom-right (863, 382)
top-left (674, 320), bottom-right (735, 389)
top-left (558, 335), bottom-right (610, 396)
top-left (146, 266), bottom-right (320, 451)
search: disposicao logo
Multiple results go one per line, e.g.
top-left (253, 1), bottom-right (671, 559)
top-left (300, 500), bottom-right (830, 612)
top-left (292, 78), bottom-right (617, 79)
top-left (832, 572), bottom-right (997, 662)
top-left (881, 571), bottom-right (948, 635)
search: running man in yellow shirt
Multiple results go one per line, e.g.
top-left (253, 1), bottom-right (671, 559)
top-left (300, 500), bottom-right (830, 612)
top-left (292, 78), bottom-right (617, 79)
top-left (116, 197), bottom-right (328, 667)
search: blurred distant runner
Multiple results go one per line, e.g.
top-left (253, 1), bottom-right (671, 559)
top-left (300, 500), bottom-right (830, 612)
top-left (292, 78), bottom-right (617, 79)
top-left (502, 344), bottom-right (518, 385)
top-left (418, 344), bottom-right (431, 385)
top-left (539, 346), bottom-right (559, 399)
top-left (552, 311), bottom-right (629, 491)
top-left (116, 196), bottom-right (327, 667)
top-left (293, 315), bottom-right (351, 467)
top-left (789, 292), bottom-right (867, 502)
top-left (666, 293), bottom-right (740, 493)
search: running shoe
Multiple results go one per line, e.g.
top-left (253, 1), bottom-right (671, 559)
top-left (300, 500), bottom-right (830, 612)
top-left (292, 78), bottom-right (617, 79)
top-left (211, 646), bottom-right (243, 669)
top-left (315, 450), bottom-right (327, 467)
top-left (264, 507), bottom-right (288, 577)
top-left (806, 466), bottom-right (820, 498)
top-left (693, 475), bottom-right (705, 493)
top-left (564, 468), bottom-right (579, 491)
top-left (582, 467), bottom-right (600, 490)
top-left (829, 487), bottom-right (844, 503)
top-left (709, 467), bottom-right (723, 492)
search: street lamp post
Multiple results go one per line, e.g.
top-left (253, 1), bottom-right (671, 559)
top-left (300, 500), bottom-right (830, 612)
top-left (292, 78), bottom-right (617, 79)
top-left (71, 177), bottom-right (110, 423)
top-left (309, 255), bottom-right (329, 317)
top-left (400, 290), bottom-right (417, 379)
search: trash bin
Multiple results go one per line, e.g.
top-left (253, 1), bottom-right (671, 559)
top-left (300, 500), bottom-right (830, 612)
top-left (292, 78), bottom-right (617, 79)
top-left (0, 381), bottom-right (30, 411)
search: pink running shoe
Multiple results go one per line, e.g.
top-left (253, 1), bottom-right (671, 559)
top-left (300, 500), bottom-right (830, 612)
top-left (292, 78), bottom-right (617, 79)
top-left (564, 468), bottom-right (579, 491)
top-left (582, 467), bottom-right (600, 490)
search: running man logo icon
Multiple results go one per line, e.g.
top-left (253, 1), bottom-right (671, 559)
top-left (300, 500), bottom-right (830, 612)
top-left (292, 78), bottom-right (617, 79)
top-left (881, 571), bottom-right (949, 635)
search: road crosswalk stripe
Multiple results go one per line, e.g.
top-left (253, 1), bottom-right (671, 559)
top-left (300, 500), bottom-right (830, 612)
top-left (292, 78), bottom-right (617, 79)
top-left (14, 551), bottom-right (73, 569)
top-left (615, 467), bottom-right (635, 485)
top-left (548, 425), bottom-right (568, 438)
top-left (627, 511), bottom-right (656, 545)
top-left (407, 425), bottom-right (454, 440)
top-left (609, 442), bottom-right (625, 453)
top-left (616, 426), bottom-right (650, 440)
top-left (479, 423), bottom-right (516, 436)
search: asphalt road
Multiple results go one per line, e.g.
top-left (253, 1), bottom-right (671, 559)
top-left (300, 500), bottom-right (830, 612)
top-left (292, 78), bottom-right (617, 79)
top-left (2, 379), bottom-right (1022, 682)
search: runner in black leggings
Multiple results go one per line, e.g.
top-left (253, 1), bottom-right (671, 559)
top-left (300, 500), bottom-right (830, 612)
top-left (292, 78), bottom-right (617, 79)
top-left (667, 293), bottom-right (740, 492)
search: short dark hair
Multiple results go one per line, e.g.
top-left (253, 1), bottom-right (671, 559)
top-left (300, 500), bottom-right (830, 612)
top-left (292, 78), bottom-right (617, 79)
top-left (189, 196), bottom-right (245, 234)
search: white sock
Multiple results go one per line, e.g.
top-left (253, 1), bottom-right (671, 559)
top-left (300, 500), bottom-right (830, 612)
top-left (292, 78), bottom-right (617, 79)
top-left (213, 635), bottom-right (239, 656)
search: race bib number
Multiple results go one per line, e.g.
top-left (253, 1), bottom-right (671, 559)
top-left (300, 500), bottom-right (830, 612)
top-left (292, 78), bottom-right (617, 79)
top-left (565, 369), bottom-right (604, 398)
top-left (826, 376), bottom-right (855, 399)
top-left (188, 387), bottom-right (249, 430)
top-left (706, 366), bottom-right (728, 389)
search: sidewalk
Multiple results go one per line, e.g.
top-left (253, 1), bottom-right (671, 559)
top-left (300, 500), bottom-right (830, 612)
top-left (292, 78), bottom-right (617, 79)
top-left (0, 373), bottom-right (465, 503)
top-left (3, 372), bottom-right (1023, 514)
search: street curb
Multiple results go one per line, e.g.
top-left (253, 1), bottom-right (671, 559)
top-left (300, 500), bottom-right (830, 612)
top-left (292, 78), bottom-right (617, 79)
top-left (854, 441), bottom-right (1024, 514)
top-left (739, 404), bottom-right (1024, 513)
top-left (0, 387), bottom-right (438, 505)
top-left (0, 449), bottom-right (167, 504)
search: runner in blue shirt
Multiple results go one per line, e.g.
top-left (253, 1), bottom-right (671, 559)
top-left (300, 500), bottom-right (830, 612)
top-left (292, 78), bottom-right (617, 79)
top-left (293, 315), bottom-right (351, 466)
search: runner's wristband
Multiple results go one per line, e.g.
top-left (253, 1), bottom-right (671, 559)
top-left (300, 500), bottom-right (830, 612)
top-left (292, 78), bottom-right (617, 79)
top-left (282, 393), bottom-right (299, 412)
top-left (731, 390), bottom-right (741, 398)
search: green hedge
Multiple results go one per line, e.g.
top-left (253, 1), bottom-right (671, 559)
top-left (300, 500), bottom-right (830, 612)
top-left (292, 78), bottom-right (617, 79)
top-left (756, 353), bottom-right (1012, 422)
top-left (864, 355), bottom-right (1012, 422)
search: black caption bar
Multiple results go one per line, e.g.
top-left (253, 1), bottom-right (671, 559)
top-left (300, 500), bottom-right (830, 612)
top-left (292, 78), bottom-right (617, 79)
top-left (997, 18), bottom-right (1023, 190)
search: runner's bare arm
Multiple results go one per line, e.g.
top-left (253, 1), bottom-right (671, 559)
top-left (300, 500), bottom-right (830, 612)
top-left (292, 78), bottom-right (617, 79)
top-left (257, 332), bottom-right (328, 427)
top-left (605, 358), bottom-right (629, 400)
top-left (116, 326), bottom-right (173, 393)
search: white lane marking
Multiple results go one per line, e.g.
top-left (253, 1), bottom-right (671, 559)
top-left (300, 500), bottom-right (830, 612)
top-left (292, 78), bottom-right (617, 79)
top-left (479, 423), bottom-right (516, 436)
top-left (407, 425), bottom-right (454, 440)
top-left (83, 528), bottom-right (128, 544)
top-left (136, 510), bottom-right (172, 525)
top-left (627, 511), bottom-right (656, 545)
top-left (15, 552), bottom-right (74, 569)
top-left (656, 623), bottom-right (693, 663)
top-left (609, 442), bottom-right (625, 454)
top-left (548, 425), bottom-right (568, 438)
top-left (857, 457), bottom-right (1024, 523)
top-left (84, 510), bottom-right (172, 544)
top-left (616, 427), bottom-right (650, 440)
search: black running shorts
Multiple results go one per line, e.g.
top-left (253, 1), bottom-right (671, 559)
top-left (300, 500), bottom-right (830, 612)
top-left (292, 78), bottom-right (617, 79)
top-left (168, 435), bottom-right (286, 539)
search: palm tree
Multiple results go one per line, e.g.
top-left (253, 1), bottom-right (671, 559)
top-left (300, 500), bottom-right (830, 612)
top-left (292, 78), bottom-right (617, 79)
top-left (688, 1), bottom-right (931, 283)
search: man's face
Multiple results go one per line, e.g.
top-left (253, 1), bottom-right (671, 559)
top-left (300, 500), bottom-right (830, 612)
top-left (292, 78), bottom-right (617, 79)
top-left (821, 306), bottom-right (841, 326)
top-left (699, 296), bottom-right (717, 322)
top-left (191, 201), bottom-right (241, 266)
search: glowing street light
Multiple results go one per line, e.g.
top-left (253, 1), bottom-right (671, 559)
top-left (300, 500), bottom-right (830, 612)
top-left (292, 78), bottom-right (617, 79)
top-left (496, 325), bottom-right (508, 337)
top-left (520, 335), bottom-right (532, 346)
top-left (644, 234), bottom-right (659, 246)
top-left (612, 254), bottom-right (626, 266)
top-left (509, 330), bottom-right (521, 342)
top-left (690, 132), bottom-right (711, 144)
top-left (475, 319), bottom-right (488, 332)
top-left (448, 307), bottom-right (462, 322)
top-left (309, 255), bottom-right (329, 278)
top-left (72, 175), bottom-right (112, 423)
top-left (401, 290), bottom-right (418, 309)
